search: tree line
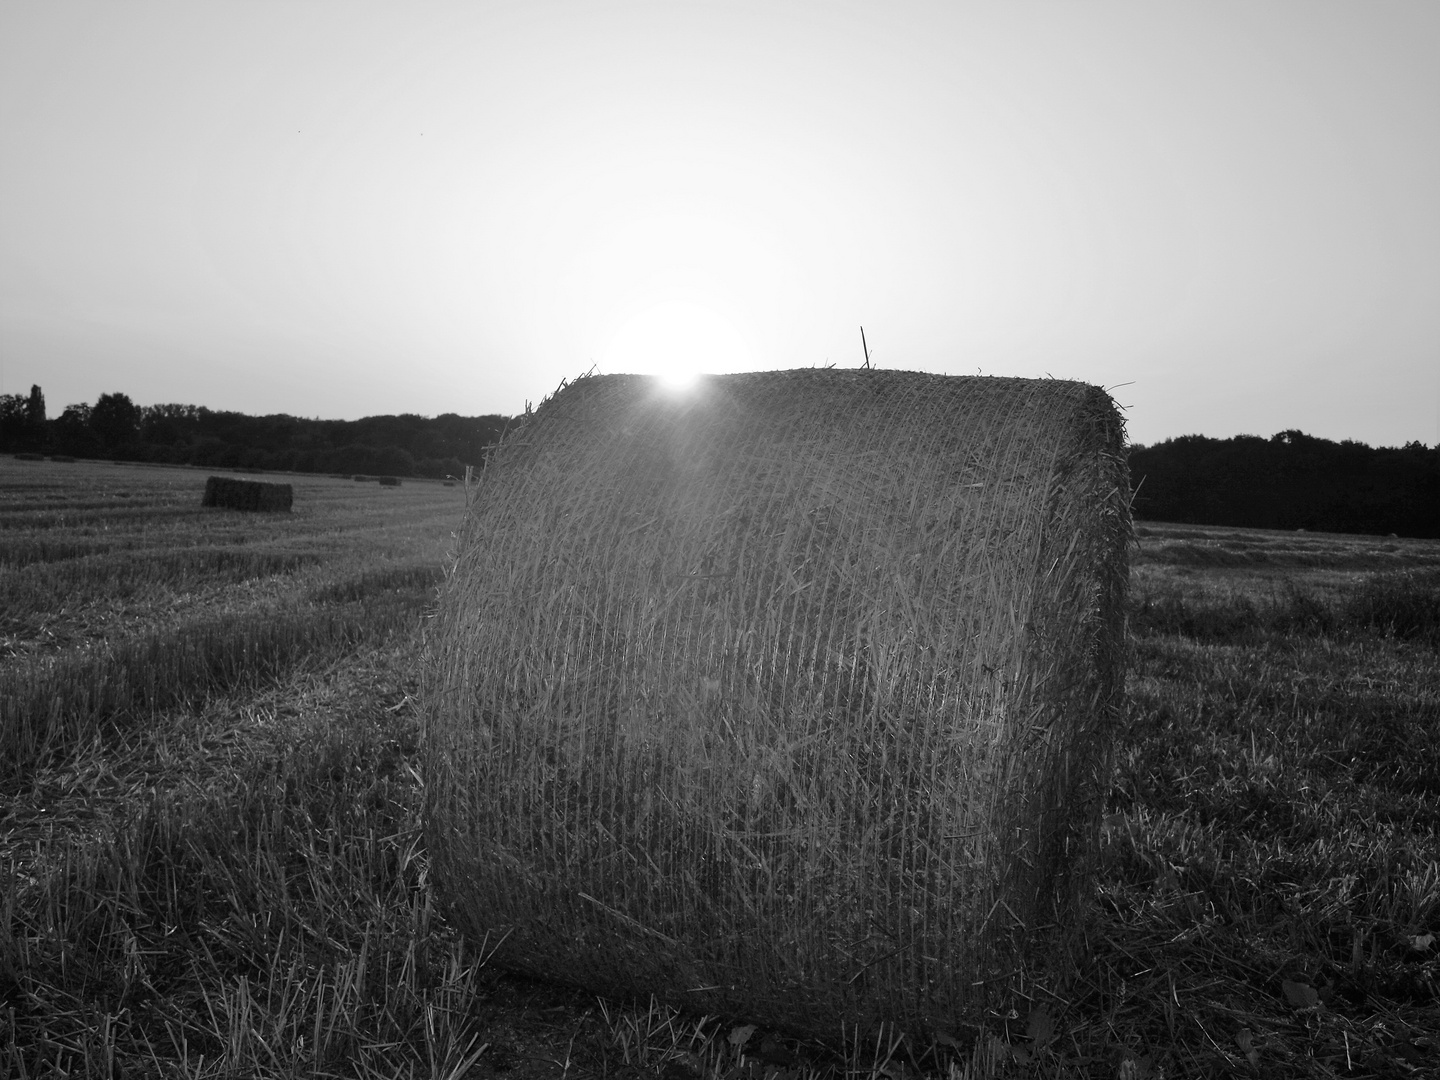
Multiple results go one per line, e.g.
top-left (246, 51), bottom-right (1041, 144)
top-left (1128, 430), bottom-right (1438, 539)
top-left (4, 386), bottom-right (1436, 536)
top-left (0, 386), bottom-right (511, 480)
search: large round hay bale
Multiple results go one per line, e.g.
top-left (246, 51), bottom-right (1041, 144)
top-left (423, 370), bottom-right (1130, 1038)
top-left (202, 475), bottom-right (293, 512)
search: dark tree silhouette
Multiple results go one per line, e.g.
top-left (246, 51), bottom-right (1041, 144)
top-left (0, 394), bottom-right (27, 451)
top-left (25, 385), bottom-right (45, 427)
top-left (1129, 431), bottom-right (1439, 538)
top-left (49, 403), bottom-right (102, 457)
top-left (6, 385), bottom-right (510, 478)
top-left (89, 392), bottom-right (142, 453)
top-left (0, 386), bottom-right (48, 451)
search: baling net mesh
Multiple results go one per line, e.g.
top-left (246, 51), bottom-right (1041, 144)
top-left (424, 369), bottom-right (1130, 1038)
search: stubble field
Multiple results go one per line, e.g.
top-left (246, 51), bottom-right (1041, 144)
top-left (2, 455), bottom-right (1436, 1079)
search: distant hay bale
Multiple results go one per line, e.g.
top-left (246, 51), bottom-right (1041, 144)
top-left (377, 475), bottom-right (402, 486)
top-left (353, 474), bottom-right (370, 482)
top-left (48, 455), bottom-right (76, 463)
top-left (442, 480), bottom-right (457, 487)
top-left (423, 370), bottom-right (1130, 1039)
top-left (202, 475), bottom-right (293, 512)
top-left (14, 452), bottom-right (44, 461)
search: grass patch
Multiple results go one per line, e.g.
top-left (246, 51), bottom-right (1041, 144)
top-left (2, 645), bottom-right (495, 1078)
top-left (1130, 566), bottom-right (1440, 647)
top-left (0, 584), bottom-right (435, 786)
top-left (0, 546), bottom-right (332, 634)
top-left (1080, 629), bottom-right (1438, 1075)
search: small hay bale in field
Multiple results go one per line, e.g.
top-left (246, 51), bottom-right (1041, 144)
top-left (48, 455), bottom-right (76, 462)
top-left (202, 475), bottom-right (293, 512)
top-left (423, 370), bottom-right (1130, 1039)
top-left (353, 474), bottom-right (370, 482)
top-left (13, 452), bottom-right (45, 461)
top-left (377, 475), bottom-right (402, 486)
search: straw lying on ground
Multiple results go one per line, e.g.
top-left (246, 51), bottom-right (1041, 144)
top-left (423, 369), bottom-right (1130, 1040)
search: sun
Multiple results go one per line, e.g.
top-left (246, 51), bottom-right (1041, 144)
top-left (598, 300), bottom-right (755, 391)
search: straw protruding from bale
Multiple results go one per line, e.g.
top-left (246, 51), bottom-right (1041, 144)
top-left (423, 370), bottom-right (1130, 1039)
top-left (202, 476), bottom-right (293, 512)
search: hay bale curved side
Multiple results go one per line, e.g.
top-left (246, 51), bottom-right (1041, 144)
top-left (202, 476), bottom-right (293, 512)
top-left (423, 370), bottom-right (1130, 1038)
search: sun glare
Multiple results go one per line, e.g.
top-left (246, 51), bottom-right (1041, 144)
top-left (598, 300), bottom-right (754, 391)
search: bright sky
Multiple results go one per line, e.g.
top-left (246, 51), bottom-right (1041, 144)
top-left (1, 1), bottom-right (1436, 447)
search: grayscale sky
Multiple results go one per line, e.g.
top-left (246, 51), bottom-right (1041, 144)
top-left (1, 1), bottom-right (1436, 447)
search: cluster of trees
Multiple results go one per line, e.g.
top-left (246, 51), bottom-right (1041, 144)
top-left (0, 386), bottom-right (511, 479)
top-left (1129, 431), bottom-right (1439, 538)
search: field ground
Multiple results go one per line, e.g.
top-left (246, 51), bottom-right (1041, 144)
top-left (1, 456), bottom-right (1436, 1078)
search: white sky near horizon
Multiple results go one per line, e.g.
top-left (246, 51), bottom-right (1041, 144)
top-left (1, 1), bottom-right (1436, 448)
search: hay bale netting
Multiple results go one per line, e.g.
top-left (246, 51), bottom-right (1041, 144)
top-left (202, 475), bottom-right (293, 512)
top-left (423, 370), bottom-right (1130, 1039)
